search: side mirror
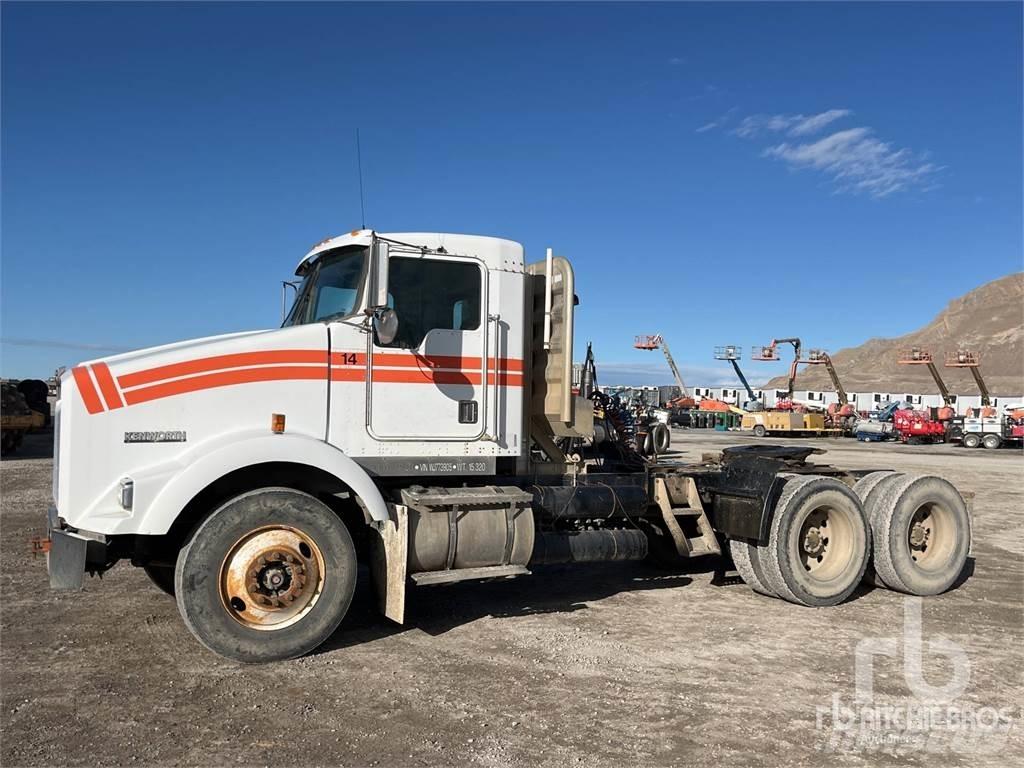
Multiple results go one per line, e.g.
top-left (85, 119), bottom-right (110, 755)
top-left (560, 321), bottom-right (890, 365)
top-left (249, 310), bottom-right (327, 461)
top-left (372, 307), bottom-right (399, 345)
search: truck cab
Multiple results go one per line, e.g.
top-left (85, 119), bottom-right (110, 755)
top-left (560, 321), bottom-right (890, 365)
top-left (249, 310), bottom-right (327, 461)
top-left (46, 230), bottom-right (972, 663)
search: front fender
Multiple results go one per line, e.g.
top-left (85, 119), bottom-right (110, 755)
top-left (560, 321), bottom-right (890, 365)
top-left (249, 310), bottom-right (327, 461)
top-left (128, 431), bottom-right (388, 535)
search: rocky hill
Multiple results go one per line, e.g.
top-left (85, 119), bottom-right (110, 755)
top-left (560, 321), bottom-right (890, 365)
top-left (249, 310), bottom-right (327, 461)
top-left (764, 273), bottom-right (1024, 395)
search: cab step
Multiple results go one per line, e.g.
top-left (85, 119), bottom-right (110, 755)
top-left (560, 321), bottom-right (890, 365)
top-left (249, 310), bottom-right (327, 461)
top-left (410, 565), bottom-right (531, 586)
top-left (652, 475), bottom-right (721, 558)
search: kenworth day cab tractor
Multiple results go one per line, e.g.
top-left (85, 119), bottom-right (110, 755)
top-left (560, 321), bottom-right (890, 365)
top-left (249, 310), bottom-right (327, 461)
top-left (45, 231), bottom-right (972, 663)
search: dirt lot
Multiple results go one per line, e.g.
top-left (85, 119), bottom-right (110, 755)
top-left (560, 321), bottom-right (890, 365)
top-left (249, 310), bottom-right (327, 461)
top-left (2, 428), bottom-right (1022, 767)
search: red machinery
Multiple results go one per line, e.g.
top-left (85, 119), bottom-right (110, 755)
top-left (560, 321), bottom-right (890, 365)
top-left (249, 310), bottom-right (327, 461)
top-left (893, 347), bottom-right (959, 443)
top-left (892, 408), bottom-right (947, 444)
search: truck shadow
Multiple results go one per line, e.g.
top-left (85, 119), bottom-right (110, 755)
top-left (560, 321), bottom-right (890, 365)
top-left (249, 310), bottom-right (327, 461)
top-left (316, 561), bottom-right (697, 654)
top-left (316, 554), bottom-right (978, 654)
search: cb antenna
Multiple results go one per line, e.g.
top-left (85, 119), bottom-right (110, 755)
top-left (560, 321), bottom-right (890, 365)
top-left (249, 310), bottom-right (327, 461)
top-left (356, 128), bottom-right (366, 229)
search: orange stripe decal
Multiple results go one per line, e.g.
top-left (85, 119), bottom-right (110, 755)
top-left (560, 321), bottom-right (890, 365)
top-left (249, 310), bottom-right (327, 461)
top-left (92, 363), bottom-right (124, 410)
top-left (122, 366), bottom-right (329, 406)
top-left (71, 366), bottom-right (104, 414)
top-left (118, 350), bottom-right (330, 389)
top-left (80, 349), bottom-right (528, 412)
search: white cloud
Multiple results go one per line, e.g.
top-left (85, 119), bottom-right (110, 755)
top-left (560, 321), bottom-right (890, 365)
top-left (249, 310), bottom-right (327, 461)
top-left (732, 109), bottom-right (852, 138)
top-left (763, 127), bottom-right (941, 198)
top-left (718, 107), bottom-right (941, 198)
top-left (695, 107), bottom-right (737, 134)
top-left (789, 109), bottom-right (852, 136)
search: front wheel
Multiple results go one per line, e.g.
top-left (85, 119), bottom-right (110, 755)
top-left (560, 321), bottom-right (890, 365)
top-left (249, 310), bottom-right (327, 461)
top-left (752, 424), bottom-right (767, 438)
top-left (175, 488), bottom-right (357, 663)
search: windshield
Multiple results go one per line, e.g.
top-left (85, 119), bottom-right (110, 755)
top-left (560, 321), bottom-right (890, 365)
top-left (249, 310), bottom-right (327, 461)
top-left (283, 247), bottom-right (368, 326)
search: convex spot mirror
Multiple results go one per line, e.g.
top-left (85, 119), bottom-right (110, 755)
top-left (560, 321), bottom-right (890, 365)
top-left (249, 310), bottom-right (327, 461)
top-left (373, 307), bottom-right (399, 345)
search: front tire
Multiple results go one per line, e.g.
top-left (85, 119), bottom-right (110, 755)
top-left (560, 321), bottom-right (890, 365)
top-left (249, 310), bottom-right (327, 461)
top-left (752, 424), bottom-right (767, 438)
top-left (175, 488), bottom-right (357, 663)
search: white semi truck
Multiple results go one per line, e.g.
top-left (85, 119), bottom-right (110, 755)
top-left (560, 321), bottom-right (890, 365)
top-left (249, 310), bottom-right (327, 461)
top-left (46, 230), bottom-right (972, 662)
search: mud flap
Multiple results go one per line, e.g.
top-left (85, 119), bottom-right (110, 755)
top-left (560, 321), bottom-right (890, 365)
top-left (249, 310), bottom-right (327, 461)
top-left (47, 529), bottom-right (91, 590)
top-left (369, 503), bottom-right (408, 624)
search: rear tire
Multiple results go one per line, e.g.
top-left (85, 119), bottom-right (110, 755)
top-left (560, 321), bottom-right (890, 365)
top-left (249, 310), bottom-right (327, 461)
top-left (852, 471), bottom-right (899, 507)
top-left (982, 434), bottom-right (1001, 450)
top-left (852, 471), bottom-right (904, 587)
top-left (753, 424), bottom-right (767, 438)
top-left (761, 475), bottom-right (870, 607)
top-left (143, 565), bottom-right (176, 596)
top-left (729, 538), bottom-right (778, 597)
top-left (869, 475), bottom-right (971, 595)
top-left (962, 433), bottom-right (981, 448)
top-left (175, 487), bottom-right (357, 663)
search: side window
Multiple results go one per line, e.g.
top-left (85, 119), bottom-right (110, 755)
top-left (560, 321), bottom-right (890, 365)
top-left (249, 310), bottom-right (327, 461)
top-left (382, 257), bottom-right (482, 349)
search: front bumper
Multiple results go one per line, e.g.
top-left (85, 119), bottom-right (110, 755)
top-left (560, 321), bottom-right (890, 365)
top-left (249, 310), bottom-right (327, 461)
top-left (47, 506), bottom-right (109, 590)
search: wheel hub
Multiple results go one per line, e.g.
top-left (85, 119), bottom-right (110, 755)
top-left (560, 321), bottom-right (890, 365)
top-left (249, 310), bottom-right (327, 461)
top-left (802, 527), bottom-right (826, 557)
top-left (246, 551), bottom-right (309, 608)
top-left (909, 521), bottom-right (930, 549)
top-left (220, 527), bottom-right (324, 630)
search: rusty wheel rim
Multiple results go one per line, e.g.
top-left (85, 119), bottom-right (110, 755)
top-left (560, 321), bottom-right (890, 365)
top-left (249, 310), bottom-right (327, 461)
top-left (220, 526), bottom-right (325, 631)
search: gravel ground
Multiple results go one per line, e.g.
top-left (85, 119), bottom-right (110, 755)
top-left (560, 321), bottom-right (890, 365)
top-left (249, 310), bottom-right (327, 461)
top-left (2, 428), bottom-right (1021, 767)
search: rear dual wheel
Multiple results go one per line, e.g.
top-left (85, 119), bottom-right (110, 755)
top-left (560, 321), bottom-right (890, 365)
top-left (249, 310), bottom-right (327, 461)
top-left (855, 474), bottom-right (970, 595)
top-left (175, 488), bottom-right (357, 663)
top-left (731, 475), bottom-right (869, 607)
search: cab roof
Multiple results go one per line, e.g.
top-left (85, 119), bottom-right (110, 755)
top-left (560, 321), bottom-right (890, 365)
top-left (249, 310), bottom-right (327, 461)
top-left (296, 230), bottom-right (526, 275)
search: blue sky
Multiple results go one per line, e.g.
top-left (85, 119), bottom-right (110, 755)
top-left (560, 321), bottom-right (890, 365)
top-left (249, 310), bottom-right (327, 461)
top-left (2, 1), bottom-right (1021, 385)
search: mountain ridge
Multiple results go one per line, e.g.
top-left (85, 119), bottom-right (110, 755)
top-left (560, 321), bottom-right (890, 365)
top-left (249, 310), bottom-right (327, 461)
top-left (763, 273), bottom-right (1024, 396)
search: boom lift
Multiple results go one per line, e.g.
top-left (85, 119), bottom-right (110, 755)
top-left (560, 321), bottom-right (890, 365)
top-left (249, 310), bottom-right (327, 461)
top-left (713, 345), bottom-right (761, 411)
top-left (742, 337), bottom-right (831, 437)
top-left (634, 334), bottom-right (693, 408)
top-left (894, 348), bottom-right (960, 443)
top-left (897, 348), bottom-right (955, 416)
top-left (804, 349), bottom-right (857, 434)
top-left (945, 349), bottom-right (1022, 449)
top-left (43, 230), bottom-right (972, 663)
top-left (751, 338), bottom-right (802, 409)
top-left (945, 350), bottom-right (992, 411)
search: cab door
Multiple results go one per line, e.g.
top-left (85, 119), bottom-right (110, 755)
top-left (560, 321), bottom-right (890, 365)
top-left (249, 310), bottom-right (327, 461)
top-left (366, 248), bottom-right (490, 440)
